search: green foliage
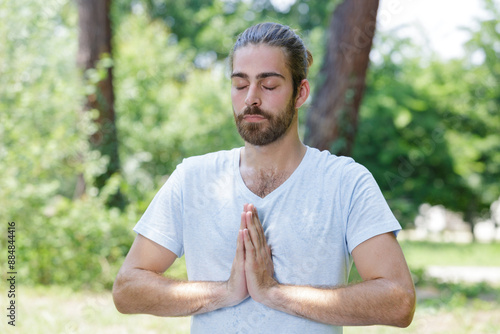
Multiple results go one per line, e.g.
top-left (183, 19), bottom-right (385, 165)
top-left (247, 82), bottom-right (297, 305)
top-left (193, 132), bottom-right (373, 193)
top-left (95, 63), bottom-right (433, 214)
top-left (16, 177), bottom-right (140, 290)
top-left (1, 0), bottom-right (499, 290)
top-left (352, 5), bottom-right (500, 225)
top-left (452, 0), bottom-right (500, 210)
top-left (114, 0), bottom-right (335, 64)
top-left (0, 0), bottom-right (136, 289)
top-left (0, 0), bottom-right (82, 206)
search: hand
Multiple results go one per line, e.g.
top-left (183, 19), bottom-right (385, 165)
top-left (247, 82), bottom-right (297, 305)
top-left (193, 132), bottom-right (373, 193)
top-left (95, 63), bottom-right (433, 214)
top-left (223, 211), bottom-right (249, 307)
top-left (242, 204), bottom-right (277, 304)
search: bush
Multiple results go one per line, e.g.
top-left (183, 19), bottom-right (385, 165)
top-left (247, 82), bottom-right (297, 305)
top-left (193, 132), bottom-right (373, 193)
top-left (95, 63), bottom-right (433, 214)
top-left (14, 175), bottom-right (140, 290)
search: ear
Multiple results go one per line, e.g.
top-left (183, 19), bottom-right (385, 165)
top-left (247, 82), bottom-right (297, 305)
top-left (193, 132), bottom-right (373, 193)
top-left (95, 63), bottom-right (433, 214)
top-left (294, 79), bottom-right (310, 109)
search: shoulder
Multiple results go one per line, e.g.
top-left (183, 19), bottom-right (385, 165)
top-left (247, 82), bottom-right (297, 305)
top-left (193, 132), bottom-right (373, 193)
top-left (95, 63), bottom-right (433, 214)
top-left (305, 146), bottom-right (370, 178)
top-left (176, 148), bottom-right (239, 175)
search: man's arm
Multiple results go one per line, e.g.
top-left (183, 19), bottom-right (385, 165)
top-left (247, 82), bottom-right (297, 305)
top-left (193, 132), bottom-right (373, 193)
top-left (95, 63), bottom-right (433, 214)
top-left (242, 205), bottom-right (416, 327)
top-left (112, 217), bottom-right (249, 317)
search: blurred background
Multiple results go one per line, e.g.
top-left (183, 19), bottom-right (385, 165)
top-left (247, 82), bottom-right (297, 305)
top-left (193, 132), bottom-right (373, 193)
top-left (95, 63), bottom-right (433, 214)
top-left (0, 0), bottom-right (499, 332)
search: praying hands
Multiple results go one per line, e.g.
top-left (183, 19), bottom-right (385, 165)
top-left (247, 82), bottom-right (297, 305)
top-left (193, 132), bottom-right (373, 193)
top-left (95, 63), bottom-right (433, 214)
top-left (225, 203), bottom-right (277, 306)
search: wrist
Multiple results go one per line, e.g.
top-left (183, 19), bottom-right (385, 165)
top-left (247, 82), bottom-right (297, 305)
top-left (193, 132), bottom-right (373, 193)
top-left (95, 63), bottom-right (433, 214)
top-left (256, 279), bottom-right (280, 307)
top-left (219, 280), bottom-right (247, 308)
top-left (217, 281), bottom-right (235, 308)
top-left (262, 282), bottom-right (291, 313)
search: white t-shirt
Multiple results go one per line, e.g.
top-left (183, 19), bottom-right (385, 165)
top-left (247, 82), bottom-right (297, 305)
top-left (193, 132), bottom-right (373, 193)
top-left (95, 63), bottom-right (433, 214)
top-left (134, 146), bottom-right (401, 333)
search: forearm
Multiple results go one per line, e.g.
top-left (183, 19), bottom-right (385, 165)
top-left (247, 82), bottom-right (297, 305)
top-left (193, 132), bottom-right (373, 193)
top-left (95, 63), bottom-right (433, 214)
top-left (112, 268), bottom-right (231, 317)
top-left (264, 278), bottom-right (415, 327)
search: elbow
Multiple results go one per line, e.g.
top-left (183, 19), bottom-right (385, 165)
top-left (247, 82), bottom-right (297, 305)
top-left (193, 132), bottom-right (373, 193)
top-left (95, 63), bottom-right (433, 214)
top-left (112, 294), bottom-right (129, 315)
top-left (392, 285), bottom-right (416, 328)
top-left (112, 274), bottom-right (134, 314)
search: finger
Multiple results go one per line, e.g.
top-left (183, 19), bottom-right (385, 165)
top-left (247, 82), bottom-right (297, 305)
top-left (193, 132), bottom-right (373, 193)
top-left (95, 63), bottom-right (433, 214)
top-left (266, 244), bottom-right (272, 257)
top-left (248, 204), bottom-right (262, 230)
top-left (240, 212), bottom-right (247, 230)
top-left (251, 204), bottom-right (260, 221)
top-left (237, 230), bottom-right (245, 261)
top-left (245, 211), bottom-right (263, 249)
top-left (254, 212), bottom-right (268, 251)
top-left (243, 228), bottom-right (255, 255)
top-left (253, 208), bottom-right (264, 238)
top-left (248, 207), bottom-right (266, 249)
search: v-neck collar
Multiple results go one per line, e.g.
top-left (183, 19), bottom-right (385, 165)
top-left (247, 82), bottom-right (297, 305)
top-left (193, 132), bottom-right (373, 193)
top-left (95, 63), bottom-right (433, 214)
top-left (233, 146), bottom-right (311, 203)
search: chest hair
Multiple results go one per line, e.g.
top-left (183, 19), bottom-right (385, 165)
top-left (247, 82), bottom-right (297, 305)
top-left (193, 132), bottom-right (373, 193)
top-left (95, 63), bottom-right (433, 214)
top-left (243, 168), bottom-right (290, 198)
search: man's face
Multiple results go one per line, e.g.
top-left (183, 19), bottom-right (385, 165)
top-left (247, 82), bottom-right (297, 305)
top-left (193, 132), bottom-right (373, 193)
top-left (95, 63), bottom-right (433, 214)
top-left (231, 44), bottom-right (297, 146)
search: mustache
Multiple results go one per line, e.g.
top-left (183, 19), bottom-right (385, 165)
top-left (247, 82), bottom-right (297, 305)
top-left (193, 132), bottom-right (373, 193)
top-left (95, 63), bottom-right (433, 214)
top-left (241, 106), bottom-right (271, 119)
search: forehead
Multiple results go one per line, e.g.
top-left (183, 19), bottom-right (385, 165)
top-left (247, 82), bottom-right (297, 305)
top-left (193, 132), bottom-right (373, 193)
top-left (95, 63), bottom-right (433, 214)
top-left (232, 44), bottom-right (290, 79)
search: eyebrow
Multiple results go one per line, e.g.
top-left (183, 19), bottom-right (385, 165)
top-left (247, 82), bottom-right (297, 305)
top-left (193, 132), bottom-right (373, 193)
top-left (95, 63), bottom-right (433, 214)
top-left (231, 72), bottom-right (286, 80)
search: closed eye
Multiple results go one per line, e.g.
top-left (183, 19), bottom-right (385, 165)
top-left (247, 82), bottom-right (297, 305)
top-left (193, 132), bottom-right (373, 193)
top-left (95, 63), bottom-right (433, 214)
top-left (263, 86), bottom-right (276, 91)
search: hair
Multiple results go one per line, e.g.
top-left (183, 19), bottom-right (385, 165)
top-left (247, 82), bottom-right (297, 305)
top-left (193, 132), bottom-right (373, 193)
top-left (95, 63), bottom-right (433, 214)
top-left (229, 22), bottom-right (313, 98)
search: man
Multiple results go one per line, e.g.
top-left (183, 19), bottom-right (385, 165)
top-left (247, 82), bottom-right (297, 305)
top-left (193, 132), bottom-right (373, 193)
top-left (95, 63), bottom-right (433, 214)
top-left (113, 22), bottom-right (416, 333)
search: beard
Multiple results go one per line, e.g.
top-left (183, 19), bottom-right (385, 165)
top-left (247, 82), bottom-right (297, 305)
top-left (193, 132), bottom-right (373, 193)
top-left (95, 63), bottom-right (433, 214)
top-left (233, 98), bottom-right (296, 146)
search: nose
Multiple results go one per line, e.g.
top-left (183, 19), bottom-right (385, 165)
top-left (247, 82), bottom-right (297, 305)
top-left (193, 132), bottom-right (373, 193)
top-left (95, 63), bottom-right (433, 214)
top-left (245, 85), bottom-right (261, 107)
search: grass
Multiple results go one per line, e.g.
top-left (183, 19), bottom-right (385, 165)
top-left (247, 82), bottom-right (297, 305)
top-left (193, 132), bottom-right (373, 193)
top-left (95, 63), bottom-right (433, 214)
top-left (2, 283), bottom-right (498, 334)
top-left (399, 240), bottom-right (500, 268)
top-left (2, 241), bottom-right (499, 333)
top-left (344, 305), bottom-right (500, 334)
top-left (0, 285), bottom-right (190, 334)
top-left (344, 240), bottom-right (500, 333)
top-left (348, 240), bottom-right (500, 284)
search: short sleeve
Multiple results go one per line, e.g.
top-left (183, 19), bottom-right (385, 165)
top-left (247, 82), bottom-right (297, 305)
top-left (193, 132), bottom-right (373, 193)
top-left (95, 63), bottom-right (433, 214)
top-left (133, 165), bottom-right (184, 257)
top-left (342, 163), bottom-right (401, 254)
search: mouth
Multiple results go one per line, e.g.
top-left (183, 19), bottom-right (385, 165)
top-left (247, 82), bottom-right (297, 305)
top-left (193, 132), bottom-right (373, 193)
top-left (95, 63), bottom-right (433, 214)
top-left (242, 114), bottom-right (267, 122)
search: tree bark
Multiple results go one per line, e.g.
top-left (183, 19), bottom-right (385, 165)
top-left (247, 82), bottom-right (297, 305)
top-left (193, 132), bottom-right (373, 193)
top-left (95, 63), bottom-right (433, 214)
top-left (76, 0), bottom-right (123, 207)
top-left (305, 0), bottom-right (379, 156)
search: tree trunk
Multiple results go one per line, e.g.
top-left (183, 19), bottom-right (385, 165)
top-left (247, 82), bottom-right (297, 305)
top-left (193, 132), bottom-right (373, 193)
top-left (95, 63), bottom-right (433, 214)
top-left (76, 0), bottom-right (124, 207)
top-left (305, 0), bottom-right (379, 156)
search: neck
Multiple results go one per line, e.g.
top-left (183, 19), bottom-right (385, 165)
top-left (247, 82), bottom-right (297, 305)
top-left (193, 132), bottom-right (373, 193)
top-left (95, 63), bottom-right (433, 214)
top-left (240, 117), bottom-right (306, 173)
